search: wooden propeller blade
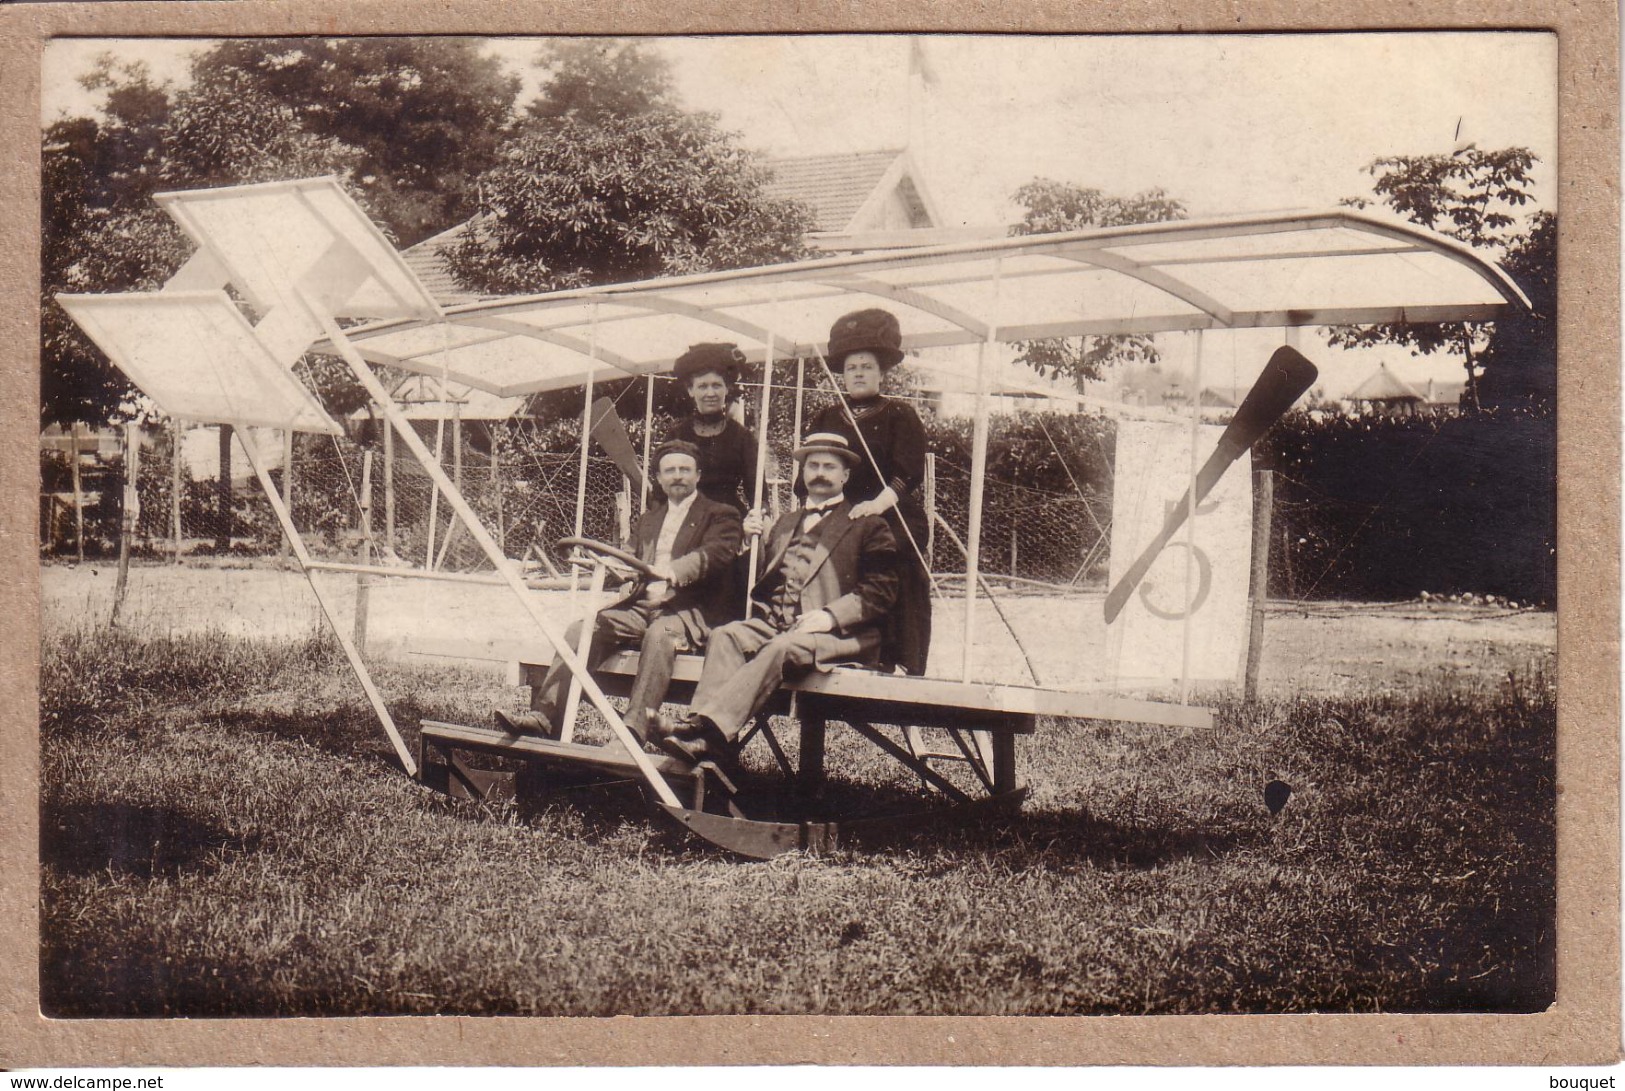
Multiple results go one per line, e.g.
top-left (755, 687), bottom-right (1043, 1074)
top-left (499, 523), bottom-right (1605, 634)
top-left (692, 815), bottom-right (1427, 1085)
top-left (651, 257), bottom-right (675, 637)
top-left (1103, 345), bottom-right (1317, 624)
top-left (589, 396), bottom-right (645, 489)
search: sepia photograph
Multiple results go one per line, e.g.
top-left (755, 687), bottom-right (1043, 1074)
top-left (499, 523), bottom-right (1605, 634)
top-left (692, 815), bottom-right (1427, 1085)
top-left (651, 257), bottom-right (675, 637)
top-left (16, 14), bottom-right (1604, 1056)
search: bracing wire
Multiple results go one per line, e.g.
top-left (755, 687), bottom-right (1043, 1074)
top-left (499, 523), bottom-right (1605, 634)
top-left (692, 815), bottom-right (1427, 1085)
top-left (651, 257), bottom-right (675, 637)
top-left (809, 345), bottom-right (1042, 684)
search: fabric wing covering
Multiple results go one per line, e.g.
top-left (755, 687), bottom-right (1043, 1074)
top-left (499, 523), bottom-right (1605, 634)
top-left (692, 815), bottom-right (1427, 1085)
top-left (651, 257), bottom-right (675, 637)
top-left (155, 176), bottom-right (444, 322)
top-left (318, 210), bottom-right (1529, 397)
top-left (56, 290), bottom-right (344, 434)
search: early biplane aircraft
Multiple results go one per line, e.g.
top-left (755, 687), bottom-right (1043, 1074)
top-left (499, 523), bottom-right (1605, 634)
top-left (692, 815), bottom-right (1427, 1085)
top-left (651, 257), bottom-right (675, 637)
top-left (58, 176), bottom-right (1529, 857)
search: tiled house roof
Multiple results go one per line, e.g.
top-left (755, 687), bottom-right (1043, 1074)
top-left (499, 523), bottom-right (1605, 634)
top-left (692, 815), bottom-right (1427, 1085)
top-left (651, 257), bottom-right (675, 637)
top-left (760, 149), bottom-right (908, 233)
top-left (400, 220), bottom-right (483, 305)
top-left (400, 148), bottom-right (942, 305)
top-left (1347, 363), bottom-right (1424, 403)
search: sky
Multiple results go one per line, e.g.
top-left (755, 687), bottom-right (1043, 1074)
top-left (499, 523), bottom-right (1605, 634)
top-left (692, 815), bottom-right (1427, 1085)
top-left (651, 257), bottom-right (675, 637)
top-left (41, 33), bottom-right (1558, 393)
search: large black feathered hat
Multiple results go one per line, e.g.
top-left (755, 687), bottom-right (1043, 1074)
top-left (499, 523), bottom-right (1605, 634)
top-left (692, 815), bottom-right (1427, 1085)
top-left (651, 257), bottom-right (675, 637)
top-left (827, 308), bottom-right (904, 370)
top-left (673, 342), bottom-right (746, 384)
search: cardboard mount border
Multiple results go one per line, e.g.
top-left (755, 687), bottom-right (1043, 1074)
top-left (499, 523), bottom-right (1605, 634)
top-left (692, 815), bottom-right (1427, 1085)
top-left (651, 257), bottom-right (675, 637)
top-left (0, 0), bottom-right (1617, 1068)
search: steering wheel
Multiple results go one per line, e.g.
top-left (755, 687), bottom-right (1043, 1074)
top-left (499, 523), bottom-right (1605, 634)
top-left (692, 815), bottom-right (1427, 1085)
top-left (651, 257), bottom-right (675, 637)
top-left (556, 536), bottom-right (659, 578)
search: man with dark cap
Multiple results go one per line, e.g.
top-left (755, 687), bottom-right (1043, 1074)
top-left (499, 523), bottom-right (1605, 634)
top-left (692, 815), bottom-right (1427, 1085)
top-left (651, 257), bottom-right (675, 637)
top-left (657, 432), bottom-right (899, 767)
top-left (498, 440), bottom-right (742, 747)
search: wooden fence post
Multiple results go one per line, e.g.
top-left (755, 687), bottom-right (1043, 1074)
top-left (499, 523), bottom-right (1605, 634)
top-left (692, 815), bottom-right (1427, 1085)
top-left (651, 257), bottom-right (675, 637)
top-left (1244, 468), bottom-right (1274, 701)
top-left (110, 421), bottom-right (140, 626)
top-left (171, 418), bottom-right (184, 563)
top-left (382, 412), bottom-right (396, 555)
top-left (216, 423), bottom-right (233, 553)
top-left (279, 429), bottom-right (295, 560)
top-left (489, 428), bottom-right (505, 554)
top-left (69, 422), bottom-right (84, 563)
top-left (924, 452), bottom-right (936, 569)
top-left (355, 449), bottom-right (373, 653)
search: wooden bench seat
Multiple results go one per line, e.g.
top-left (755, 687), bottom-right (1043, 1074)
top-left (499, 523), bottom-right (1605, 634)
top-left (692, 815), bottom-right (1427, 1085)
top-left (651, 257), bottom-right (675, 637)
top-left (495, 646), bottom-right (1213, 810)
top-left (521, 650), bottom-right (1212, 731)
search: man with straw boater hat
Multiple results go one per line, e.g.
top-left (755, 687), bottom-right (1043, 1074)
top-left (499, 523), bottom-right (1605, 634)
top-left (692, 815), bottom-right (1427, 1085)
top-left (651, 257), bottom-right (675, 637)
top-left (802, 307), bottom-right (932, 676)
top-left (657, 431), bottom-right (899, 767)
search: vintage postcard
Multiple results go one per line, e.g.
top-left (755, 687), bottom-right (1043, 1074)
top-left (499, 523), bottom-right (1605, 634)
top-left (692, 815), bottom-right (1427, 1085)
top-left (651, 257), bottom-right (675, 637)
top-left (2, 0), bottom-right (1617, 1070)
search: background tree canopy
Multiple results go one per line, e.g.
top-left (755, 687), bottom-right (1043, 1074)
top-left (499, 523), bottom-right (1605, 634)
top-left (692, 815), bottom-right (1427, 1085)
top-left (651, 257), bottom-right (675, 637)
top-left (445, 39), bottom-right (811, 296)
top-left (1327, 144), bottom-right (1554, 411)
top-left (443, 109), bottom-right (813, 296)
top-left (1008, 180), bottom-right (1188, 389)
top-left (41, 38), bottom-right (810, 427)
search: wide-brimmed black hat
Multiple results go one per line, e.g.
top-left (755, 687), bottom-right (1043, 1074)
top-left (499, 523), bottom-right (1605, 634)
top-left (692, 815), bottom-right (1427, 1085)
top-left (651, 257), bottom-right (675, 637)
top-left (792, 431), bottom-right (862, 466)
top-left (673, 342), bottom-right (745, 384)
top-left (827, 308), bottom-right (904, 370)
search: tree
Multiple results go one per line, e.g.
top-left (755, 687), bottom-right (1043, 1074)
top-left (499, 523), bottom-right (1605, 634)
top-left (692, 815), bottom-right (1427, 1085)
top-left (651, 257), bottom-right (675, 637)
top-left (1474, 209), bottom-right (1556, 408)
top-left (526, 39), bottom-right (678, 124)
top-left (186, 39), bottom-right (520, 244)
top-left (1326, 144), bottom-right (1550, 411)
top-left (446, 108), bottom-right (813, 296)
top-left (42, 39), bottom-right (518, 427)
top-left (1009, 179), bottom-right (1188, 388)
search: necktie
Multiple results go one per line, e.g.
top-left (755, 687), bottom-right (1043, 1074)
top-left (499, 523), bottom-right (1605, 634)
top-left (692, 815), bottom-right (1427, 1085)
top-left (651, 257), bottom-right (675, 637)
top-left (802, 500), bottom-right (837, 531)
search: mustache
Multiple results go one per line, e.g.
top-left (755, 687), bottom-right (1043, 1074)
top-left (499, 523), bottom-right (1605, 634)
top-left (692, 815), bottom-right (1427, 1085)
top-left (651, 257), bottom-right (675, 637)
top-left (806, 476), bottom-right (836, 487)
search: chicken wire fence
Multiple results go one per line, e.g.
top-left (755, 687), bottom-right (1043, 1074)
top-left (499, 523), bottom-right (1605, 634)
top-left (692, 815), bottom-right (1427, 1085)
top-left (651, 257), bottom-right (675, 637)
top-left (927, 457), bottom-right (1111, 590)
top-left (57, 414), bottom-right (1109, 588)
top-left (40, 408), bottom-right (1555, 608)
top-left (119, 423), bottom-right (637, 574)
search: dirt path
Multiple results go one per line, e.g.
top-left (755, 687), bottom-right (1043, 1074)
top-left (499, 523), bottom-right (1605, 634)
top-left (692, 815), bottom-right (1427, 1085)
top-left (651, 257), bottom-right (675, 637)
top-left (43, 560), bottom-right (1554, 698)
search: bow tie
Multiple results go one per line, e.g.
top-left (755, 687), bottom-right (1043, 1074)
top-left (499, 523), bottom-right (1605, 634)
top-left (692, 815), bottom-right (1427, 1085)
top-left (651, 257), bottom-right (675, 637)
top-left (804, 500), bottom-right (841, 515)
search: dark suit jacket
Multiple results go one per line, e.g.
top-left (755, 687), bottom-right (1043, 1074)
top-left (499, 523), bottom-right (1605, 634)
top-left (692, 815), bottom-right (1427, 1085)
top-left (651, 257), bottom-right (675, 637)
top-left (612, 493), bottom-right (743, 632)
top-left (750, 501), bottom-right (899, 664)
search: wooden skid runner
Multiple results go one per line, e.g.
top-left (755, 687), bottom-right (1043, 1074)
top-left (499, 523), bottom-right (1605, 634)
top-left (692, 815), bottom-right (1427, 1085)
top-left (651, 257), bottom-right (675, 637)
top-left (657, 786), bottom-right (1030, 860)
top-left (417, 720), bottom-right (736, 812)
top-left (419, 720), bottom-right (695, 779)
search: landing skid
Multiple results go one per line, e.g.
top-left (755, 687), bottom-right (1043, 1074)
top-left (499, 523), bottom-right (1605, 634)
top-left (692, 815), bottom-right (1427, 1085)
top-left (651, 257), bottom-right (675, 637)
top-left (657, 786), bottom-right (1030, 859)
top-left (418, 717), bottom-right (1031, 858)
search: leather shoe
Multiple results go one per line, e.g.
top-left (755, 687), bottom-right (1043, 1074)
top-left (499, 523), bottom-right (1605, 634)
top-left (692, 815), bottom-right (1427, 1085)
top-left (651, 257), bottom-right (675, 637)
top-left (495, 708), bottom-right (554, 736)
top-left (658, 734), bottom-right (710, 765)
top-left (656, 710), bottom-right (705, 740)
top-left (659, 716), bottom-right (738, 769)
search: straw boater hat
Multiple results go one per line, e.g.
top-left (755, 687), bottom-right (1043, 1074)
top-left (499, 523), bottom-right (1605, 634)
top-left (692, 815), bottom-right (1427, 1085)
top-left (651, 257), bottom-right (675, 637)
top-left (792, 431), bottom-right (862, 466)
top-left (673, 342), bottom-right (745, 384)
top-left (827, 308), bottom-right (904, 370)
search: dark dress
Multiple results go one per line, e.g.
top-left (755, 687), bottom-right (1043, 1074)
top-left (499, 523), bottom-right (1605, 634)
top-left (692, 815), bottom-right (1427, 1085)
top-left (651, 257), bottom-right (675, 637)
top-left (666, 415), bottom-right (758, 515)
top-left (804, 395), bottom-right (933, 675)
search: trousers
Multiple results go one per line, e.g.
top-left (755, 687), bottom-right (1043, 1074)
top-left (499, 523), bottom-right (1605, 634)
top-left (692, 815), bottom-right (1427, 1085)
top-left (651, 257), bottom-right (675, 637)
top-left (689, 617), bottom-right (868, 739)
top-left (531, 601), bottom-right (690, 737)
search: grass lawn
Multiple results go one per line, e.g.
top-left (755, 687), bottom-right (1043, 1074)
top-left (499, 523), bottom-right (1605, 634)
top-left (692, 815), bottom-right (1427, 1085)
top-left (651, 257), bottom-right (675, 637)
top-left (39, 626), bottom-right (1554, 1016)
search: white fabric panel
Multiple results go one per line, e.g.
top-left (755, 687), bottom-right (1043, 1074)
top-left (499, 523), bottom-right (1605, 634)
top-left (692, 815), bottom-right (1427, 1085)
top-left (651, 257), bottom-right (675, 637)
top-left (57, 291), bottom-right (341, 434)
top-left (382, 328), bottom-right (638, 396)
top-left (348, 320), bottom-right (514, 361)
top-left (1107, 420), bottom-right (1252, 685)
top-left (156, 178), bottom-right (440, 322)
top-left (327, 208), bottom-right (1525, 394)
